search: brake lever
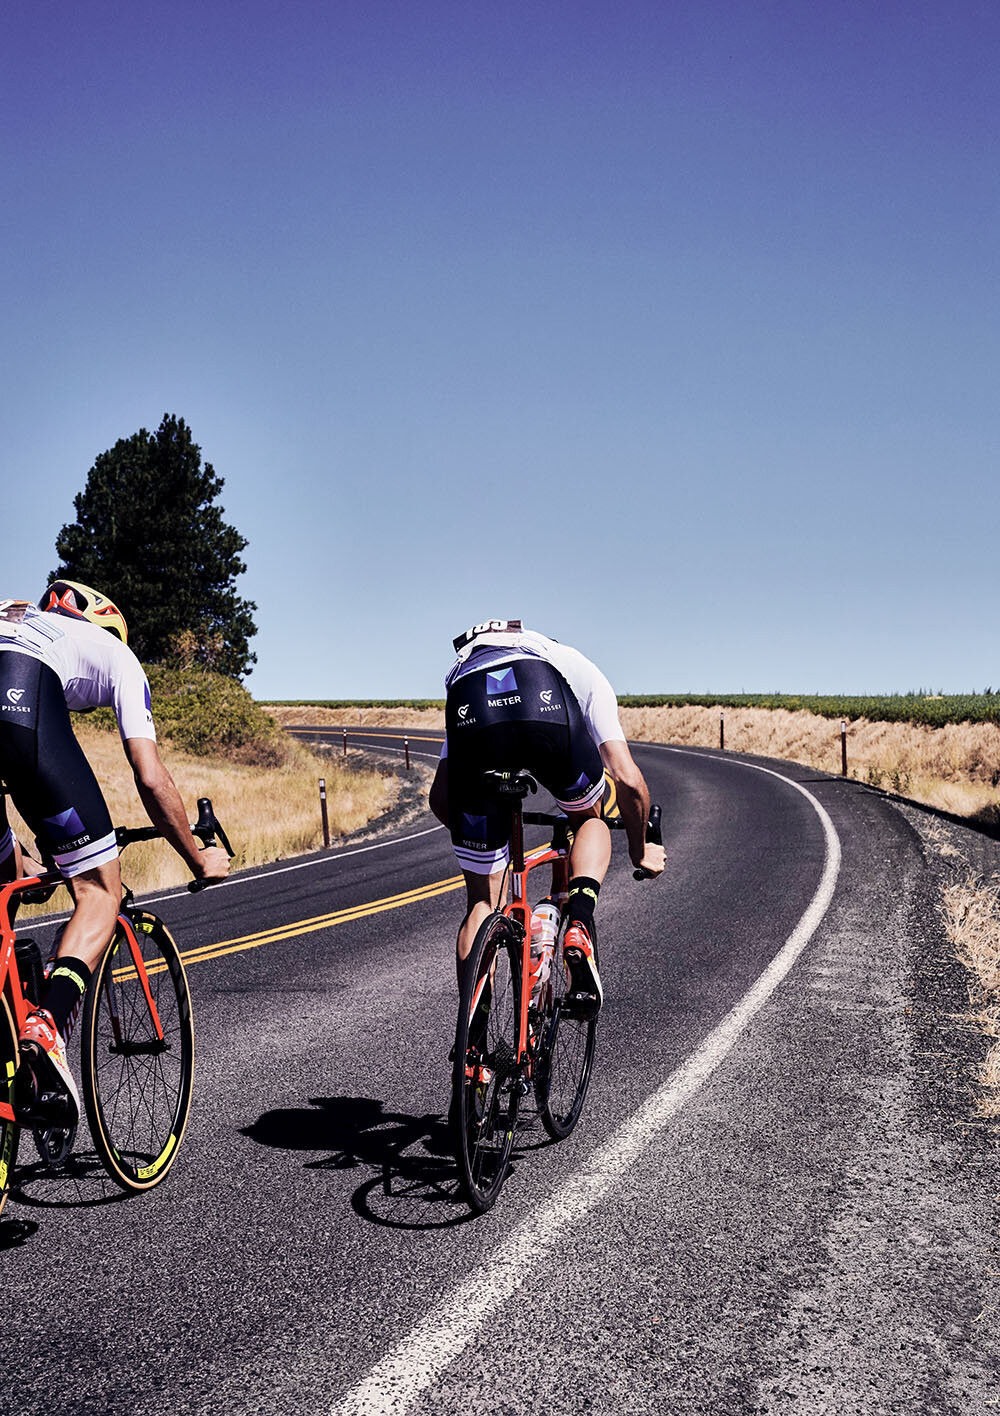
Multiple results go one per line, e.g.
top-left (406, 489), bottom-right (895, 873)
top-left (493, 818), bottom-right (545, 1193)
top-left (633, 804), bottom-right (662, 881)
top-left (188, 797), bottom-right (234, 891)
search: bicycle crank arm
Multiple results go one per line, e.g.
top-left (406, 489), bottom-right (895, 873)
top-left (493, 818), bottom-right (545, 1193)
top-left (15, 1092), bottom-right (76, 1126)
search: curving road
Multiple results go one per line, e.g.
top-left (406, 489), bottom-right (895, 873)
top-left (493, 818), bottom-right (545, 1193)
top-left (2, 734), bottom-right (995, 1415)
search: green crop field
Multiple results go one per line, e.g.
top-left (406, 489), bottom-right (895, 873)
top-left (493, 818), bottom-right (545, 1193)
top-left (616, 694), bottom-right (1000, 726)
top-left (264, 695), bottom-right (1000, 727)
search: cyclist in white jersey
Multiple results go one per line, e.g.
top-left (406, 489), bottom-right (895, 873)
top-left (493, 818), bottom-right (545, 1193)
top-left (430, 620), bottom-right (665, 1015)
top-left (0, 581), bottom-right (230, 1120)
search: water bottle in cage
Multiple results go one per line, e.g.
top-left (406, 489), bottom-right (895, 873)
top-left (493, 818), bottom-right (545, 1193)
top-left (529, 899), bottom-right (560, 999)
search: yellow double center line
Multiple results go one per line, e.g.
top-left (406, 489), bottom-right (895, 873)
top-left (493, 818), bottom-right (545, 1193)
top-left (179, 873), bottom-right (466, 970)
top-left (119, 873), bottom-right (467, 980)
top-left (131, 840), bottom-right (565, 978)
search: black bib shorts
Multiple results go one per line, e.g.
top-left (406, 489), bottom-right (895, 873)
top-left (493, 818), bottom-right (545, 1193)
top-left (0, 653), bottom-right (117, 878)
top-left (445, 656), bottom-right (605, 873)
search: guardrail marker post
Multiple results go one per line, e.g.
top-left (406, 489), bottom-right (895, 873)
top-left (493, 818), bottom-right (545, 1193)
top-left (719, 712), bottom-right (725, 751)
top-left (404, 735), bottom-right (410, 770)
top-left (342, 728), bottom-right (347, 757)
top-left (319, 778), bottom-right (330, 847)
top-left (840, 720), bottom-right (848, 777)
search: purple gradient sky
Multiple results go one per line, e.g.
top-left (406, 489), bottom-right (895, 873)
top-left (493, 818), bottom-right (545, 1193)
top-left (4, 1), bottom-right (997, 696)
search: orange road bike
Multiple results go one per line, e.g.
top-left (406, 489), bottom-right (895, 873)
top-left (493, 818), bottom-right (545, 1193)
top-left (452, 769), bottom-right (661, 1212)
top-left (0, 798), bottom-right (232, 1215)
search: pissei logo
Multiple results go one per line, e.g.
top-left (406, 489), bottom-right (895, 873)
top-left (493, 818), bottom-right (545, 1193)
top-left (2, 687), bottom-right (30, 714)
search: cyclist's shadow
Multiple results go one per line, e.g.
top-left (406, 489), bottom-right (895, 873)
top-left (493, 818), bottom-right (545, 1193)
top-left (241, 1096), bottom-right (477, 1230)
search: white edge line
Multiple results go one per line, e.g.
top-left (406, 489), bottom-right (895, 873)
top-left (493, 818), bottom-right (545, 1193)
top-left (330, 750), bottom-right (842, 1416)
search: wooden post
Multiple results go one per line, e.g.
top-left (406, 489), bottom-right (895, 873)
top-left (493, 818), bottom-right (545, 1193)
top-left (319, 778), bottom-right (330, 847)
top-left (342, 728), bottom-right (348, 757)
top-left (404, 735), bottom-right (411, 770)
top-left (840, 720), bottom-right (848, 777)
top-left (719, 712), bottom-right (725, 751)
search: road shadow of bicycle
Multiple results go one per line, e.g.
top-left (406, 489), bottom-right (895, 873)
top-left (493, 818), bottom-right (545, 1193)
top-left (242, 1095), bottom-right (466, 1229)
top-left (241, 1095), bottom-right (544, 1231)
top-left (10, 1151), bottom-right (129, 1212)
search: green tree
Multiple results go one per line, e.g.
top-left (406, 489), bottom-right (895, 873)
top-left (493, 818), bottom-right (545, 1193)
top-left (51, 414), bottom-right (257, 677)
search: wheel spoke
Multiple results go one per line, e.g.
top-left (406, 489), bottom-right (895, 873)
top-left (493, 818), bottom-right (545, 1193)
top-left (536, 921), bottom-right (596, 1139)
top-left (82, 916), bottom-right (193, 1191)
top-left (453, 914), bottom-right (522, 1212)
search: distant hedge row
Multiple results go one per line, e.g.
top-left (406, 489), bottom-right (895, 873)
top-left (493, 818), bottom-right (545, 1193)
top-left (264, 695), bottom-right (1000, 728)
top-left (616, 694), bottom-right (1000, 727)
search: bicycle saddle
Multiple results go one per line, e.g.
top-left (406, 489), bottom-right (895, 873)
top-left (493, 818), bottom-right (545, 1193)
top-left (481, 769), bottom-right (538, 799)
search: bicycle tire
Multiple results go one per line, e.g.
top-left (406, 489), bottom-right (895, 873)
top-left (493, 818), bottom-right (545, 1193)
top-left (0, 996), bottom-right (19, 1216)
top-left (81, 910), bottom-right (194, 1193)
top-left (535, 918), bottom-right (598, 1140)
top-left (452, 912), bottom-right (522, 1213)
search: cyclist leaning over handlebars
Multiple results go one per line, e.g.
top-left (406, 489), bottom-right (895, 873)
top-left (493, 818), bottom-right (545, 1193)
top-left (0, 582), bottom-right (230, 1123)
top-left (429, 620), bottom-right (665, 1018)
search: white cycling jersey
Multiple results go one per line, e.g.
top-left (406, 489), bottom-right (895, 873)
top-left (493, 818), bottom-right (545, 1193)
top-left (0, 601), bottom-right (156, 742)
top-left (442, 626), bottom-right (625, 757)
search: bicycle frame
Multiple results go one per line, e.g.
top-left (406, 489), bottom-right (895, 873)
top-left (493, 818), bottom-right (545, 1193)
top-left (0, 872), bottom-right (166, 1130)
top-left (500, 804), bottom-right (572, 1073)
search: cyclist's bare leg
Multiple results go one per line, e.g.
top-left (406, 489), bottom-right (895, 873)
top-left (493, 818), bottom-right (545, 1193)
top-left (456, 868), bottom-right (506, 988)
top-left (55, 859), bottom-right (122, 971)
top-left (564, 806), bottom-right (611, 885)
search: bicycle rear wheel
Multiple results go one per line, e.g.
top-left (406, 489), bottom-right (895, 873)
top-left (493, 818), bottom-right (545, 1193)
top-left (81, 910), bottom-right (194, 1193)
top-left (452, 912), bottom-right (522, 1213)
top-left (0, 996), bottom-right (19, 1216)
top-left (536, 918), bottom-right (598, 1140)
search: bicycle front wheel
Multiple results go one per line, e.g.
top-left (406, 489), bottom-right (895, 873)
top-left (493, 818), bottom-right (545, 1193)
top-left (536, 919), bottom-right (597, 1140)
top-left (452, 912), bottom-right (522, 1213)
top-left (81, 911), bottom-right (194, 1193)
top-left (0, 996), bottom-right (20, 1217)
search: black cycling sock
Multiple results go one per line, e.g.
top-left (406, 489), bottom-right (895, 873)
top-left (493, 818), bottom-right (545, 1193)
top-left (566, 877), bottom-right (600, 932)
top-left (41, 957), bottom-right (91, 1036)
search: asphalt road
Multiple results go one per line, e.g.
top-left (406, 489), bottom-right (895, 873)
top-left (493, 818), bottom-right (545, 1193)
top-left (2, 733), bottom-right (996, 1415)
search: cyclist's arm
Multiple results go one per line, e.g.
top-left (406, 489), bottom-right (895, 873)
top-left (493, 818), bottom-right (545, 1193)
top-left (429, 757), bottom-right (449, 828)
top-left (599, 739), bottom-right (665, 876)
top-left (124, 738), bottom-right (230, 882)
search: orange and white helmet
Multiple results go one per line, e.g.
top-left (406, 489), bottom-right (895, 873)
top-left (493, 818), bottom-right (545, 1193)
top-left (39, 579), bottom-right (128, 644)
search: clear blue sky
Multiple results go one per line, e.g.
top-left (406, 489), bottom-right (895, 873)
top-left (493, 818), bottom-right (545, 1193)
top-left (4, 1), bottom-right (997, 698)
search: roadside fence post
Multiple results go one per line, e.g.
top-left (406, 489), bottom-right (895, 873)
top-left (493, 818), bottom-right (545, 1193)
top-left (840, 720), bottom-right (848, 777)
top-left (719, 712), bottom-right (725, 751)
top-left (319, 778), bottom-right (330, 847)
top-left (404, 735), bottom-right (411, 770)
top-left (342, 728), bottom-right (348, 757)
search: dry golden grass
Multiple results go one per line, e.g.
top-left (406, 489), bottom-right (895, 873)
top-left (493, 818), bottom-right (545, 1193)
top-left (8, 722), bottom-right (398, 908)
top-left (265, 702), bottom-right (1000, 823)
top-left (618, 704), bottom-right (1000, 819)
top-left (267, 704), bottom-right (447, 729)
top-left (940, 876), bottom-right (1000, 1119)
